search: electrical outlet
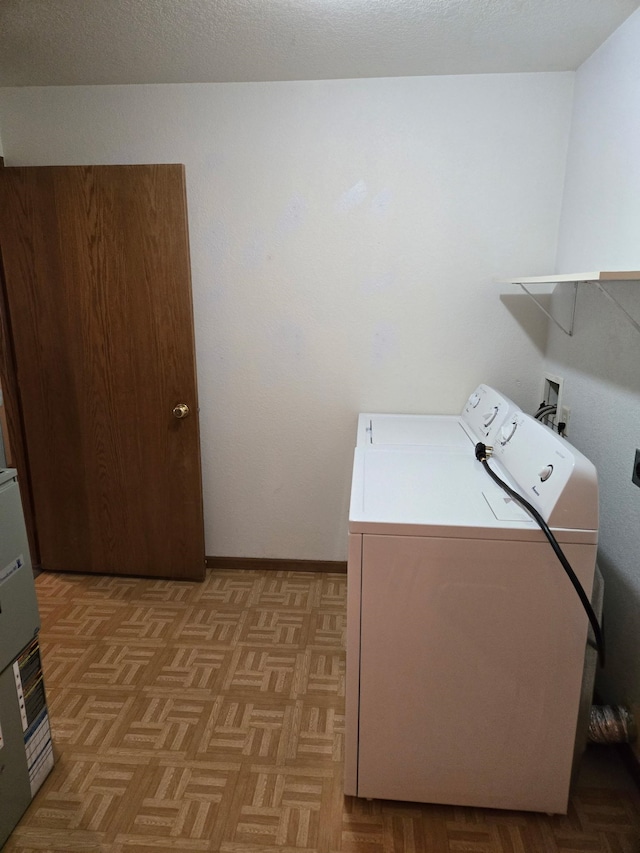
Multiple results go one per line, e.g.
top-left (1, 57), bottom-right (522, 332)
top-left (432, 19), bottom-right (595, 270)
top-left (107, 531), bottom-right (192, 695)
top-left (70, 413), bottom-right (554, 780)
top-left (540, 373), bottom-right (564, 430)
top-left (541, 373), bottom-right (563, 408)
top-left (633, 449), bottom-right (640, 488)
top-left (559, 406), bottom-right (571, 435)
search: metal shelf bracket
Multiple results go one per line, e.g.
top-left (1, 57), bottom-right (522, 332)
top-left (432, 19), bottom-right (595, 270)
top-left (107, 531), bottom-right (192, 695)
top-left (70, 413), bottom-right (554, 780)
top-left (517, 281), bottom-right (578, 337)
top-left (593, 281), bottom-right (640, 336)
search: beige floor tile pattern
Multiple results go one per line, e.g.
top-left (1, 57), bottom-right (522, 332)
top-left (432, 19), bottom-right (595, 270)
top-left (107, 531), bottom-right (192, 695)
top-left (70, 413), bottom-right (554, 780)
top-left (4, 569), bottom-right (640, 852)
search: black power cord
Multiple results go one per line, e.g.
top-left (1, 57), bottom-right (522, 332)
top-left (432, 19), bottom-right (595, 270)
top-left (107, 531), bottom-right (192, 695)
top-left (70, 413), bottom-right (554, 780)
top-left (475, 442), bottom-right (605, 668)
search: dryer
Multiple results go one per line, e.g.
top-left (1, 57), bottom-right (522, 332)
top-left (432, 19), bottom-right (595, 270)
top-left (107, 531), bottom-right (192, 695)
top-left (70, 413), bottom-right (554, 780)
top-left (357, 384), bottom-right (518, 450)
top-left (345, 412), bottom-right (598, 815)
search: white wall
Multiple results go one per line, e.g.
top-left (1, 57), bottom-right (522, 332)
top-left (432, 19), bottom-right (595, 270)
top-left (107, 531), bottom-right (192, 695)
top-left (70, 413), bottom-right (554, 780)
top-left (0, 74), bottom-right (573, 560)
top-left (546, 9), bottom-right (640, 707)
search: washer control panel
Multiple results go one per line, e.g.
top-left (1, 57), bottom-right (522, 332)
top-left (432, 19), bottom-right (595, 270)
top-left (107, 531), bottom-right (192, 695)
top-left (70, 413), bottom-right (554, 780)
top-left (491, 413), bottom-right (597, 530)
top-left (461, 384), bottom-right (518, 443)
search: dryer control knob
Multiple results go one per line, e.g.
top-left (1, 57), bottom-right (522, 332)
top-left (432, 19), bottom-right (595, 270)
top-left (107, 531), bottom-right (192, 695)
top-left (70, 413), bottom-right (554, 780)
top-left (483, 406), bottom-right (499, 426)
top-left (500, 420), bottom-right (518, 445)
top-left (539, 465), bottom-right (554, 482)
top-left (468, 393), bottom-right (481, 409)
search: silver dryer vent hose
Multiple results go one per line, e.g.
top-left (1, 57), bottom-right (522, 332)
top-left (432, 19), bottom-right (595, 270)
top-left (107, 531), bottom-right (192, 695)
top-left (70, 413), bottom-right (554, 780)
top-left (588, 705), bottom-right (637, 744)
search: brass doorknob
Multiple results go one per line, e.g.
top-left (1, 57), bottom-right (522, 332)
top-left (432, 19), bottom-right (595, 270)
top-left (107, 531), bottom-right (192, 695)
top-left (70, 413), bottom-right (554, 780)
top-left (172, 403), bottom-right (190, 419)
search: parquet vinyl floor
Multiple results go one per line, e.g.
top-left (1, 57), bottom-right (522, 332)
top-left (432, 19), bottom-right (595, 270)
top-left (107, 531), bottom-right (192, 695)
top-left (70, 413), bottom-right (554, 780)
top-left (4, 569), bottom-right (640, 852)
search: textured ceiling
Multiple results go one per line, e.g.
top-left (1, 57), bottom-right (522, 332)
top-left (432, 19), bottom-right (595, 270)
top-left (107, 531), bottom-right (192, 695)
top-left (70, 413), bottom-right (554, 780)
top-left (1, 0), bottom-right (639, 87)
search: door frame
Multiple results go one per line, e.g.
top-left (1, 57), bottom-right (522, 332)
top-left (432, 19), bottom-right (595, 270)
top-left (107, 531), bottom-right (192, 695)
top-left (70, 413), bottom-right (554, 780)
top-left (0, 155), bottom-right (41, 565)
top-left (0, 251), bottom-right (41, 566)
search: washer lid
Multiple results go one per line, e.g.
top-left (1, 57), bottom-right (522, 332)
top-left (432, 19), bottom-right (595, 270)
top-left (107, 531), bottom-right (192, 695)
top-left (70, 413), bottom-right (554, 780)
top-left (483, 488), bottom-right (532, 522)
top-left (349, 449), bottom-right (533, 531)
top-left (357, 414), bottom-right (471, 448)
top-left (356, 385), bottom-right (520, 450)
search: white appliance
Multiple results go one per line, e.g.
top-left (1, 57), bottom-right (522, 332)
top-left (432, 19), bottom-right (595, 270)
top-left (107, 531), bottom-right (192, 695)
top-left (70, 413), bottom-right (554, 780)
top-left (357, 384), bottom-right (519, 450)
top-left (0, 469), bottom-right (54, 848)
top-left (345, 412), bottom-right (599, 815)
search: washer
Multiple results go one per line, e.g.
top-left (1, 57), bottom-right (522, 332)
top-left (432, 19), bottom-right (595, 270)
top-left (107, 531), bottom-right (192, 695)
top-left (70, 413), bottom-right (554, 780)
top-left (357, 384), bottom-right (518, 450)
top-left (345, 412), bottom-right (598, 814)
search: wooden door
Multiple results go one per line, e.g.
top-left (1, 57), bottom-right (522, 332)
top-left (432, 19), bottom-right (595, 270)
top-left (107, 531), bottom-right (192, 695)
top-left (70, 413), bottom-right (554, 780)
top-left (0, 165), bottom-right (205, 580)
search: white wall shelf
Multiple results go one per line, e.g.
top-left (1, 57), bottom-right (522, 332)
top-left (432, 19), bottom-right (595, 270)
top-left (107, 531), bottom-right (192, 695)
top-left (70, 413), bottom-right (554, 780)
top-left (500, 271), bottom-right (640, 336)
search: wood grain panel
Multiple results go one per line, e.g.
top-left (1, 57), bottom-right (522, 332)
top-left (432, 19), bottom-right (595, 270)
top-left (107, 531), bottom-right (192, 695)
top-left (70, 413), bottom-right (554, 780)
top-left (0, 166), bottom-right (204, 579)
